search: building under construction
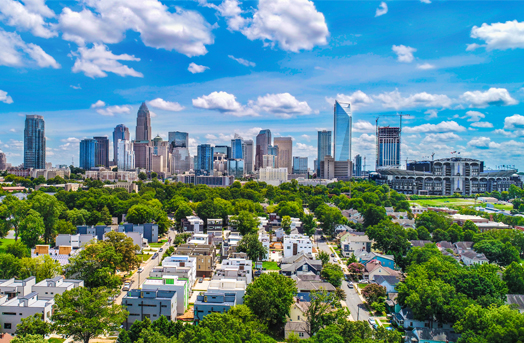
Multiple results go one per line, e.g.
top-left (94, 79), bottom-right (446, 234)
top-left (377, 126), bottom-right (401, 169)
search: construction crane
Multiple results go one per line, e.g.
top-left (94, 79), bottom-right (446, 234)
top-left (373, 113), bottom-right (411, 170)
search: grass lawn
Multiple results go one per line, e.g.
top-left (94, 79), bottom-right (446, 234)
top-left (149, 242), bottom-right (165, 248)
top-left (136, 254), bottom-right (151, 262)
top-left (358, 283), bottom-right (367, 289)
top-left (262, 262), bottom-right (280, 270)
top-left (0, 238), bottom-right (15, 254)
top-left (47, 339), bottom-right (65, 343)
top-left (410, 198), bottom-right (476, 208)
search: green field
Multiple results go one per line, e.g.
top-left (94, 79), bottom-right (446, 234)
top-left (0, 238), bottom-right (15, 254)
top-left (410, 198), bottom-right (476, 208)
top-left (136, 254), bottom-right (151, 262)
top-left (149, 242), bottom-right (165, 248)
top-left (47, 338), bottom-right (65, 343)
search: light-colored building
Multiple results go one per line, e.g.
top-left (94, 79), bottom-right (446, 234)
top-left (182, 216), bottom-right (204, 234)
top-left (31, 245), bottom-right (82, 266)
top-left (258, 232), bottom-right (270, 261)
top-left (341, 234), bottom-right (372, 257)
top-left (103, 182), bottom-right (138, 193)
top-left (258, 167), bottom-right (288, 186)
top-left (283, 234), bottom-right (313, 258)
top-left (117, 139), bottom-right (135, 171)
top-left (0, 277), bottom-right (36, 300)
top-left (262, 154), bottom-right (276, 168)
top-left (214, 258), bottom-right (253, 284)
top-left (55, 234), bottom-right (96, 248)
top-left (175, 244), bottom-right (217, 278)
top-left (30, 167), bottom-right (70, 180)
top-left (207, 278), bottom-right (246, 305)
top-left (0, 293), bottom-right (54, 334)
top-left (141, 275), bottom-right (189, 315)
top-left (188, 234), bottom-right (210, 245)
top-left (152, 255), bottom-right (197, 286)
top-left (221, 232), bottom-right (243, 259)
top-left (31, 277), bottom-right (83, 300)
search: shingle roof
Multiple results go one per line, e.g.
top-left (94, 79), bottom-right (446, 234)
top-left (410, 240), bottom-right (432, 248)
top-left (281, 259), bottom-right (322, 273)
top-left (407, 328), bottom-right (461, 341)
top-left (285, 321), bottom-right (308, 333)
top-left (373, 275), bottom-right (400, 286)
top-left (296, 280), bottom-right (336, 292)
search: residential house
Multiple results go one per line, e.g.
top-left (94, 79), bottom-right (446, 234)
top-left (393, 308), bottom-right (453, 330)
top-left (506, 294), bottom-right (524, 313)
top-left (55, 234), bottom-right (96, 248)
top-left (151, 255), bottom-right (197, 286)
top-left (258, 232), bottom-right (270, 261)
top-left (207, 219), bottom-right (223, 231)
top-left (76, 225), bottom-right (112, 240)
top-left (410, 240), bottom-right (432, 248)
top-left (182, 216), bottom-right (204, 234)
top-left (194, 292), bottom-right (236, 324)
top-left (280, 258), bottom-right (322, 277)
top-left (0, 293), bottom-right (54, 334)
top-left (31, 245), bottom-right (82, 266)
top-left (207, 229), bottom-right (223, 245)
top-left (118, 223), bottom-right (159, 243)
top-left (283, 234), bottom-right (313, 258)
top-left (0, 277), bottom-right (36, 299)
top-left (393, 218), bottom-right (415, 229)
top-left (357, 251), bottom-right (395, 270)
top-left (405, 328), bottom-right (460, 343)
top-left (454, 241), bottom-right (474, 254)
top-left (122, 289), bottom-right (177, 329)
top-left (341, 209), bottom-right (363, 224)
top-left (436, 241), bottom-right (455, 252)
top-left (372, 275), bottom-right (400, 294)
top-left (187, 234), bottom-right (211, 245)
top-left (221, 232), bottom-right (243, 260)
top-left (365, 260), bottom-right (401, 281)
top-left (175, 244), bottom-right (216, 278)
top-left (460, 251), bottom-right (489, 266)
top-left (31, 277), bottom-right (84, 299)
top-left (141, 275), bottom-right (189, 315)
top-left (341, 234), bottom-right (372, 257)
top-left (214, 258), bottom-right (253, 284)
top-left (295, 279), bottom-right (336, 302)
top-left (207, 279), bottom-right (246, 305)
top-left (285, 299), bottom-right (310, 339)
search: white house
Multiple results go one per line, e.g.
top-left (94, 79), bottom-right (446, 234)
top-left (141, 275), bottom-right (190, 315)
top-left (32, 277), bottom-right (84, 299)
top-left (214, 258), bottom-right (253, 284)
top-left (0, 277), bottom-right (36, 299)
top-left (460, 251), bottom-right (489, 266)
top-left (55, 234), bottom-right (96, 248)
top-left (207, 278), bottom-right (246, 305)
top-left (151, 255), bottom-right (197, 286)
top-left (0, 293), bottom-right (54, 334)
top-left (258, 232), bottom-right (270, 261)
top-left (283, 234), bottom-right (313, 258)
top-left (341, 234), bottom-right (372, 257)
top-left (188, 234), bottom-right (210, 245)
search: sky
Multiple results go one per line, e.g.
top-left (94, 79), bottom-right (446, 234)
top-left (1, 0), bottom-right (524, 170)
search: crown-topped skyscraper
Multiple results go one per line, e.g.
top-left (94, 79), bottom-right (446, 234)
top-left (136, 102), bottom-right (151, 142)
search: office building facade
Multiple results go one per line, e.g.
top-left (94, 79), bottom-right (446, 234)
top-left (24, 115), bottom-right (46, 169)
top-left (171, 147), bottom-right (191, 174)
top-left (117, 140), bottom-right (135, 170)
top-left (255, 129), bottom-right (271, 170)
top-left (242, 139), bottom-right (254, 174)
top-left (293, 157), bottom-right (308, 174)
top-left (231, 136), bottom-right (243, 159)
top-left (136, 102), bottom-right (152, 142)
top-left (274, 137), bottom-right (292, 173)
top-left (227, 159), bottom-right (244, 178)
top-left (377, 127), bottom-right (401, 169)
top-left (354, 154), bottom-right (362, 176)
top-left (214, 145), bottom-right (231, 159)
top-left (79, 139), bottom-right (97, 170)
top-left (196, 144), bottom-right (214, 176)
top-left (334, 101), bottom-right (351, 162)
top-left (168, 131), bottom-right (188, 148)
top-left (0, 152), bottom-right (6, 171)
top-left (317, 130), bottom-right (332, 176)
top-left (94, 136), bottom-right (109, 167)
top-left (113, 124), bottom-right (130, 165)
top-left (133, 141), bottom-right (152, 170)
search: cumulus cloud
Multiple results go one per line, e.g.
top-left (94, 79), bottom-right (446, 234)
top-left (188, 62), bottom-right (209, 74)
top-left (375, 2), bottom-right (388, 17)
top-left (392, 45), bottom-right (416, 63)
top-left (0, 0), bottom-right (56, 38)
top-left (374, 89), bottom-right (452, 110)
top-left (90, 100), bottom-right (105, 108)
top-left (61, 137), bottom-right (81, 143)
top-left (199, 0), bottom-right (246, 31)
top-left (463, 110), bottom-right (485, 122)
top-left (404, 121), bottom-right (466, 134)
top-left (467, 137), bottom-right (500, 149)
top-left (71, 44), bottom-right (143, 78)
top-left (417, 63), bottom-right (436, 70)
top-left (57, 0), bottom-right (214, 57)
top-left (0, 29), bottom-right (60, 68)
top-left (422, 132), bottom-right (461, 144)
top-left (354, 120), bottom-right (375, 133)
top-left (228, 55), bottom-right (256, 67)
top-left (470, 121), bottom-right (494, 128)
top-left (193, 91), bottom-right (257, 117)
top-left (461, 87), bottom-right (518, 108)
top-left (420, 0), bottom-right (431, 3)
top-left (425, 109), bottom-right (438, 118)
top-left (503, 114), bottom-right (524, 130)
top-left (254, 93), bottom-right (312, 118)
top-left (326, 90), bottom-right (374, 110)
top-left (96, 105), bottom-right (132, 116)
top-left (470, 20), bottom-right (524, 51)
top-left (148, 98), bottom-right (185, 112)
top-left (0, 90), bottom-right (13, 104)
top-left (301, 134), bottom-right (311, 142)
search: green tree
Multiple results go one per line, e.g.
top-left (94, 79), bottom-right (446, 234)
top-left (105, 231), bottom-right (141, 272)
top-left (11, 335), bottom-right (47, 343)
top-left (19, 210), bottom-right (45, 248)
top-left (101, 206), bottom-right (113, 225)
top-left (6, 240), bottom-right (29, 258)
top-left (416, 226), bottom-right (432, 241)
top-left (231, 211), bottom-right (260, 236)
top-left (347, 262), bottom-right (364, 279)
top-left (366, 220), bottom-right (410, 263)
top-left (244, 272), bottom-right (296, 331)
top-left (363, 204), bottom-right (387, 228)
top-left (126, 204), bottom-right (155, 225)
top-left (0, 195), bottom-right (30, 241)
top-left (415, 211), bottom-right (451, 233)
top-left (175, 204), bottom-right (193, 225)
top-left (317, 207), bottom-right (346, 237)
top-left (0, 252), bottom-right (21, 278)
top-left (362, 284), bottom-right (387, 304)
top-left (31, 193), bottom-right (62, 243)
top-left (16, 314), bottom-right (51, 337)
top-left (432, 229), bottom-right (449, 242)
top-left (474, 240), bottom-right (520, 266)
top-left (302, 214), bottom-right (317, 236)
top-left (53, 287), bottom-right (128, 343)
top-left (237, 233), bottom-right (268, 262)
top-left (281, 215), bottom-right (292, 234)
top-left (317, 251), bottom-right (330, 266)
top-left (406, 228), bottom-right (418, 240)
top-left (138, 172), bottom-right (147, 181)
top-left (56, 219), bottom-right (76, 234)
top-left (503, 261), bottom-right (524, 294)
top-left (304, 288), bottom-right (348, 337)
top-left (447, 223), bottom-right (464, 243)
top-left (463, 220), bottom-right (479, 233)
top-left (321, 263), bottom-right (344, 288)
top-left (19, 255), bottom-right (62, 282)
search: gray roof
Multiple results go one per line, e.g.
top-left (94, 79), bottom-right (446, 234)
top-left (281, 251), bottom-right (311, 264)
top-left (407, 328), bottom-right (461, 342)
top-left (460, 250), bottom-right (488, 261)
top-left (410, 240), bottom-right (432, 248)
top-left (296, 280), bottom-right (336, 292)
top-left (373, 275), bottom-right (400, 287)
top-left (437, 241), bottom-right (454, 250)
top-left (285, 321), bottom-right (308, 333)
top-left (506, 294), bottom-right (524, 311)
top-left (281, 259), bottom-right (322, 273)
top-left (454, 241), bottom-right (474, 250)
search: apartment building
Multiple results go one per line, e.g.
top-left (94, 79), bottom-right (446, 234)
top-left (0, 293), bottom-right (54, 334)
top-left (182, 216), bottom-right (204, 234)
top-left (175, 244), bottom-right (216, 278)
top-left (194, 292), bottom-right (236, 324)
top-left (207, 279), bottom-right (246, 305)
top-left (283, 234), bottom-right (313, 258)
top-left (122, 289), bottom-right (177, 329)
top-left (214, 258), bottom-right (252, 284)
top-left (151, 256), bottom-right (197, 286)
top-left (141, 275), bottom-right (189, 315)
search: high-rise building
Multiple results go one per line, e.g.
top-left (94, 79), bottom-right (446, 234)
top-left (117, 139), bottom-right (135, 171)
top-left (113, 124), bottom-right (130, 165)
top-left (334, 100), bottom-right (352, 162)
top-left (136, 102), bottom-right (152, 142)
top-left (168, 131), bottom-right (188, 148)
top-left (214, 153), bottom-right (228, 174)
top-left (242, 140), bottom-right (254, 174)
top-left (0, 152), bottom-right (6, 171)
top-left (255, 129), bottom-right (271, 170)
top-left (317, 130), bottom-right (332, 176)
top-left (227, 159), bottom-right (244, 178)
top-left (152, 135), bottom-right (171, 174)
top-left (24, 115), bottom-right (46, 169)
top-left (94, 136), bottom-right (109, 167)
top-left (274, 137), bottom-right (292, 173)
top-left (262, 154), bottom-right (276, 168)
top-left (267, 145), bottom-right (279, 160)
top-left (293, 157), bottom-right (308, 174)
top-left (171, 148), bottom-right (191, 174)
top-left (231, 135), bottom-right (243, 159)
top-left (354, 154), bottom-right (362, 176)
top-left (320, 156), bottom-right (352, 180)
top-left (134, 141), bottom-right (152, 170)
top-left (377, 127), bottom-right (401, 169)
top-left (196, 144), bottom-right (214, 176)
top-left (214, 145), bottom-right (231, 159)
top-left (79, 139), bottom-right (97, 170)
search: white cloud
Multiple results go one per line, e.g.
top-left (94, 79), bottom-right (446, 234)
top-left (70, 84), bottom-right (81, 90)
top-left (461, 87), bottom-right (518, 108)
top-left (0, 29), bottom-right (59, 68)
top-left (374, 89), bottom-right (452, 109)
top-left (0, 0), bottom-right (56, 38)
top-left (467, 137), bottom-right (500, 149)
top-left (57, 0), bottom-right (214, 57)
top-left (192, 91), bottom-right (257, 117)
top-left (375, 2), bottom-right (388, 17)
top-left (237, 0), bottom-right (329, 52)
top-left (466, 43), bottom-right (485, 51)
top-left (503, 114), bottom-right (524, 130)
top-left (96, 105), bottom-right (132, 116)
top-left (254, 93), bottom-right (312, 118)
top-left (188, 62), bottom-right (209, 74)
top-left (470, 121), bottom-right (494, 128)
top-left (0, 90), bottom-right (13, 104)
top-left (228, 55), bottom-right (256, 67)
top-left (90, 100), bottom-right (106, 108)
top-left (71, 44), bottom-right (143, 78)
top-left (425, 109), bottom-right (438, 118)
top-left (327, 90), bottom-right (374, 110)
top-left (404, 121), bottom-right (466, 134)
top-left (148, 98), bottom-right (185, 112)
top-left (301, 134), bottom-right (311, 142)
top-left (463, 110), bottom-right (485, 122)
top-left (294, 142), bottom-right (317, 159)
top-left (470, 20), bottom-right (524, 51)
top-left (353, 120), bottom-right (375, 133)
top-left (422, 132), bottom-right (461, 144)
top-left (420, 0), bottom-right (431, 3)
top-left (61, 137), bottom-right (81, 143)
top-left (417, 63), bottom-right (436, 70)
top-left (494, 129), bottom-right (514, 137)
top-left (392, 45), bottom-right (416, 63)
top-left (199, 0), bottom-right (246, 31)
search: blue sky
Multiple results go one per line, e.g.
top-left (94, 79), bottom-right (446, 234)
top-left (1, 0), bottom-right (524, 170)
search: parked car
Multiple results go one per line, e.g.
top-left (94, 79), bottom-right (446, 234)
top-left (159, 248), bottom-right (163, 252)
top-left (368, 318), bottom-right (376, 325)
top-left (330, 253), bottom-right (335, 257)
top-left (198, 278), bottom-right (204, 283)
top-left (153, 253), bottom-right (159, 259)
top-left (333, 258), bottom-right (339, 263)
top-left (138, 267), bottom-right (144, 273)
top-left (122, 282), bottom-right (132, 291)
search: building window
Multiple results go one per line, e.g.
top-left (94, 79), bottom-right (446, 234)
top-left (299, 333), bottom-right (304, 337)
top-left (4, 323), bottom-right (11, 329)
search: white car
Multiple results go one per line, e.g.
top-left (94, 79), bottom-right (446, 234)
top-left (138, 267), bottom-right (144, 273)
top-left (122, 282), bottom-right (132, 291)
top-left (368, 318), bottom-right (376, 325)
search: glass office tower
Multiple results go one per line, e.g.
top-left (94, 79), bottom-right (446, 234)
top-left (168, 131), bottom-right (189, 148)
top-left (196, 144), bottom-right (214, 176)
top-left (231, 137), bottom-right (243, 159)
top-left (334, 100), bottom-right (352, 162)
top-left (24, 115), bottom-right (46, 169)
top-left (377, 127), bottom-right (401, 168)
top-left (79, 139), bottom-right (97, 170)
top-left (317, 130), bottom-right (332, 176)
top-left (113, 124), bottom-right (130, 165)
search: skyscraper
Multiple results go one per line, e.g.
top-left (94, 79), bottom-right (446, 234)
top-left (242, 140), bottom-right (254, 174)
top-left (354, 154), bottom-right (362, 176)
top-left (214, 145), bottom-right (231, 159)
top-left (24, 115), bottom-right (46, 169)
top-left (274, 137), bottom-right (292, 173)
top-left (317, 130), bottom-right (332, 176)
top-left (231, 135), bottom-right (243, 159)
top-left (255, 129), bottom-right (271, 170)
top-left (334, 100), bottom-right (352, 162)
top-left (94, 136), bottom-right (109, 167)
top-left (113, 124), bottom-right (130, 165)
top-left (171, 147), bottom-right (191, 174)
top-left (168, 131), bottom-right (188, 148)
top-left (117, 139), bottom-right (135, 171)
top-left (196, 144), bottom-right (214, 176)
top-left (227, 159), bottom-right (244, 178)
top-left (293, 156), bottom-right (308, 174)
top-left (377, 127), bottom-right (401, 169)
top-left (136, 102), bottom-right (152, 142)
top-left (0, 152), bottom-right (6, 171)
top-left (79, 139), bottom-right (97, 170)
top-left (133, 141), bottom-right (152, 170)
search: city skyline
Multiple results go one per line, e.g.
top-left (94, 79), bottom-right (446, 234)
top-left (1, 1), bottom-right (524, 169)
